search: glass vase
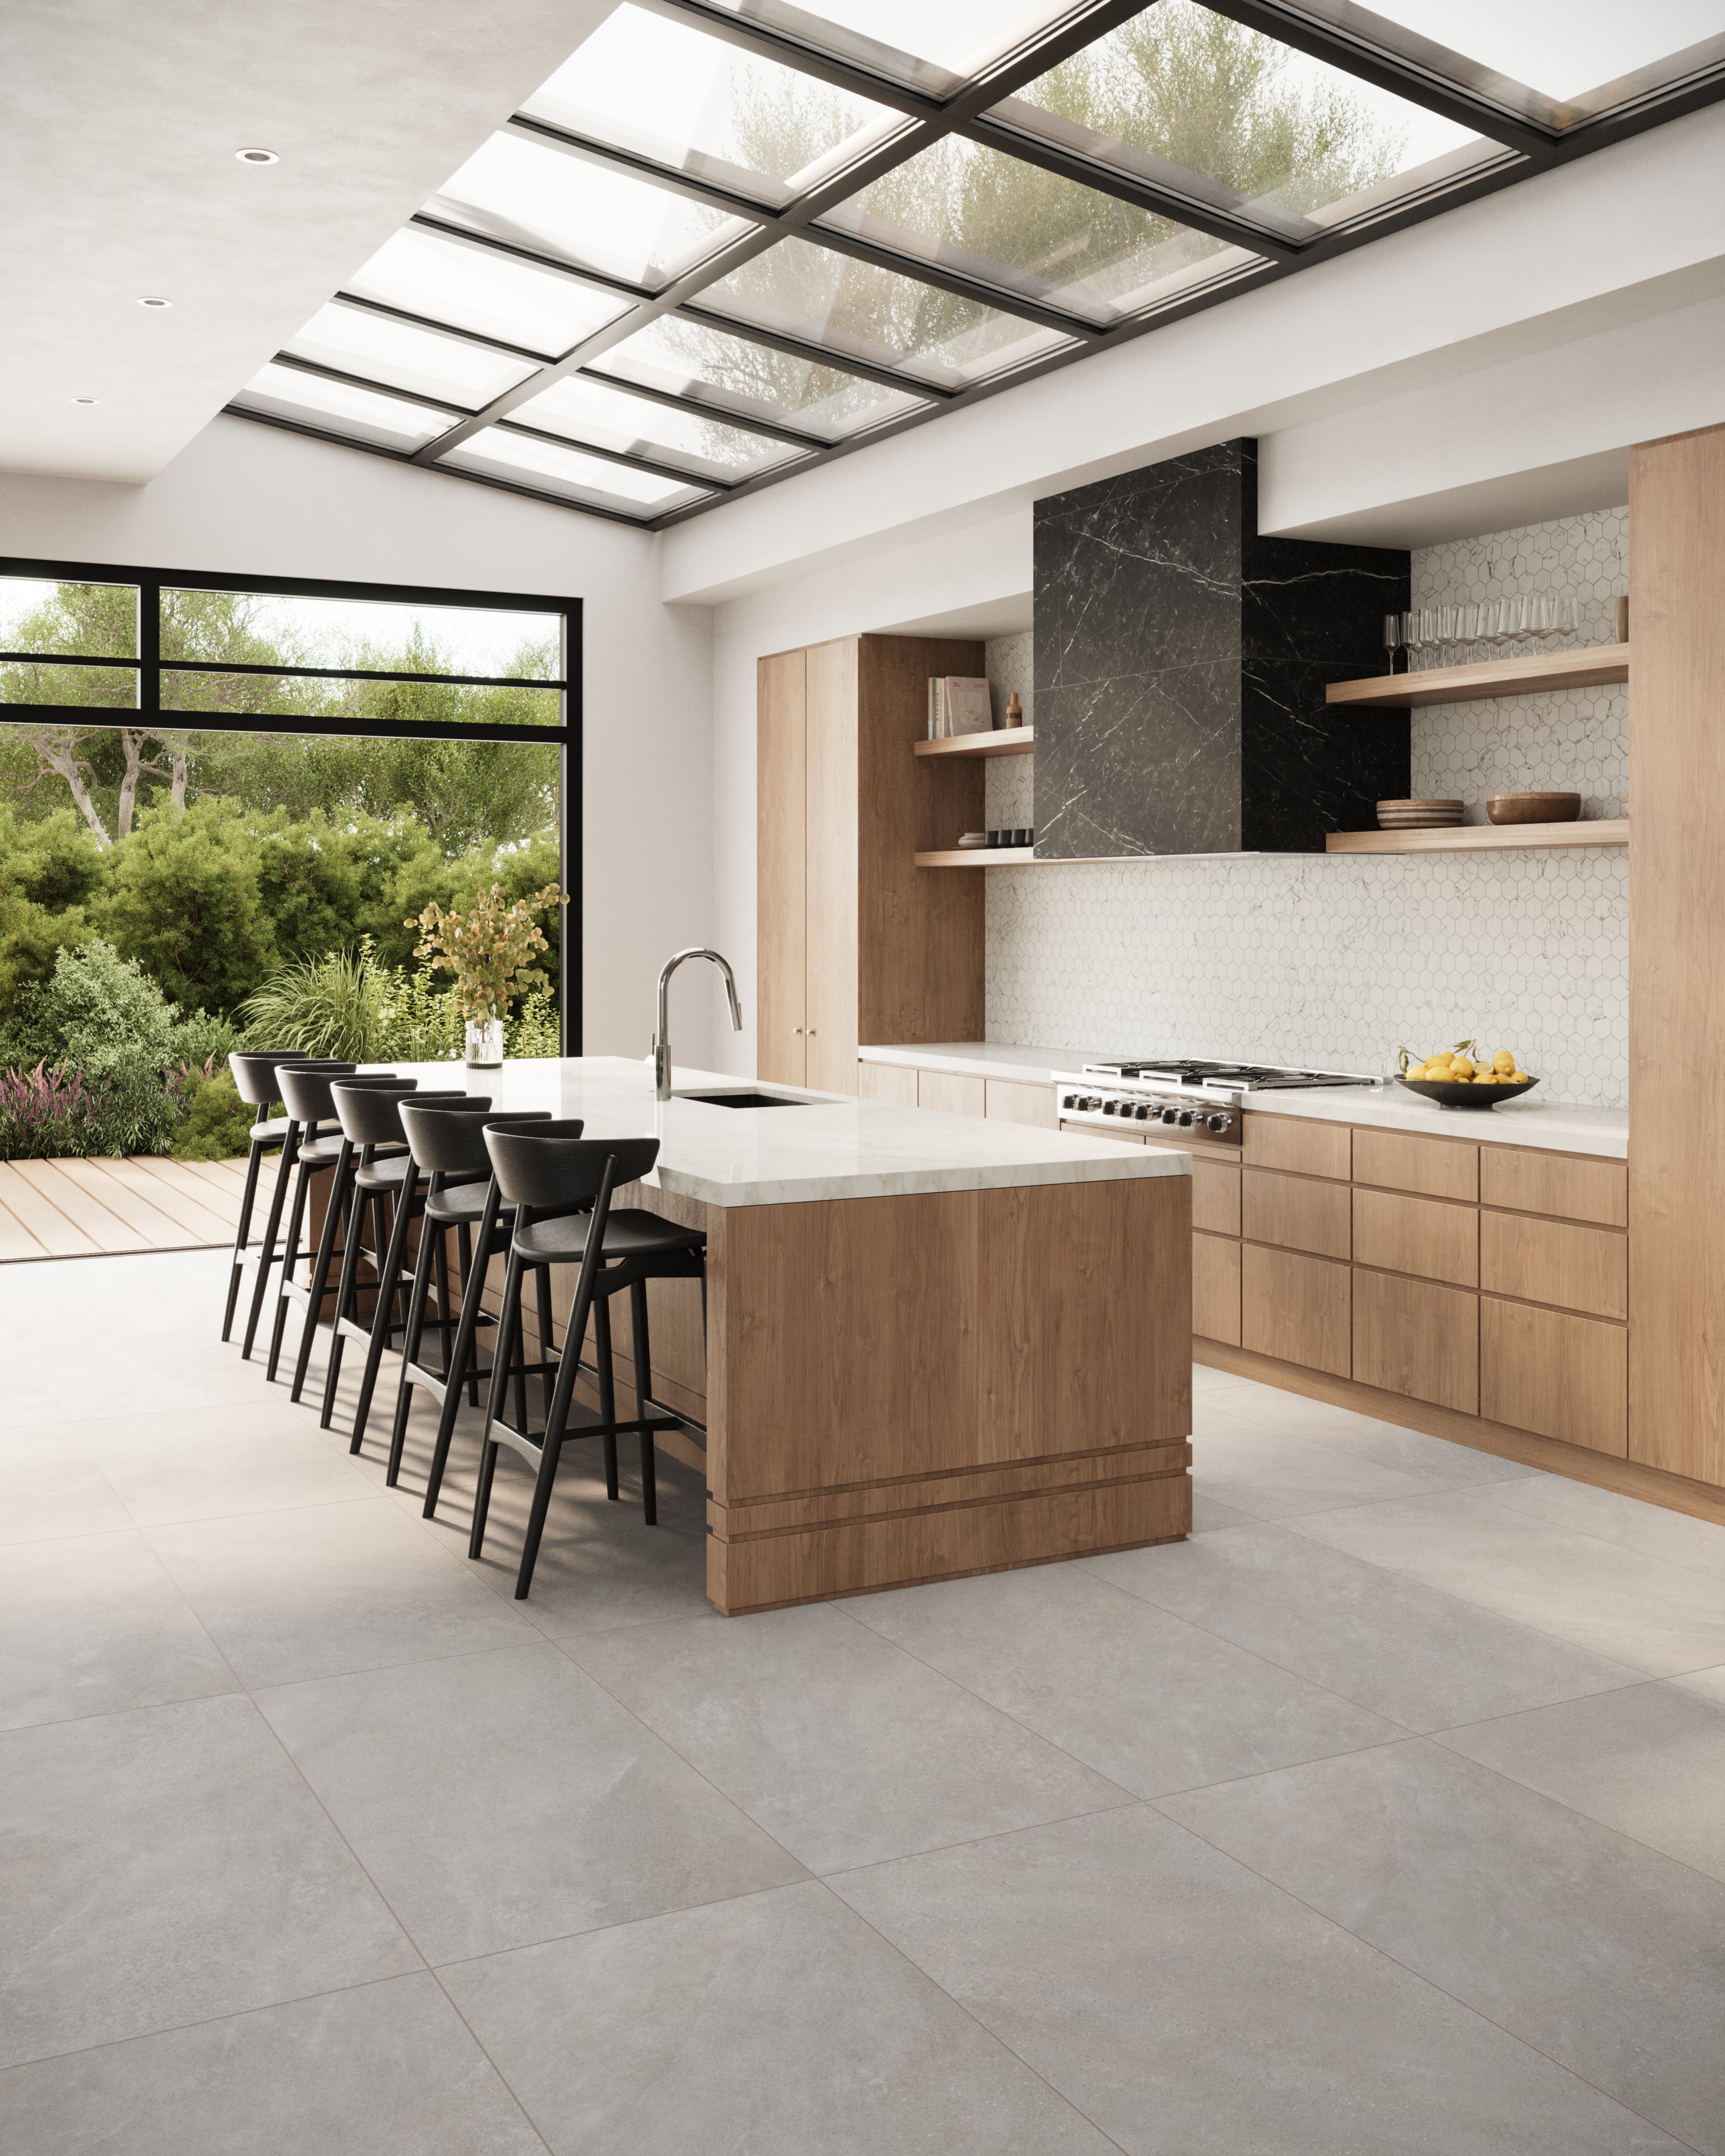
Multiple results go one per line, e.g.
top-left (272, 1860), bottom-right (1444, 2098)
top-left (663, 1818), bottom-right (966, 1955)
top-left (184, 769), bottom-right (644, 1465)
top-left (464, 1015), bottom-right (505, 1068)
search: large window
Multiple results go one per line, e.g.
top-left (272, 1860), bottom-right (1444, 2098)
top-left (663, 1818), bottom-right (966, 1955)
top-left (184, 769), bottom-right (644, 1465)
top-left (225, 0), bottom-right (1725, 528)
top-left (0, 561), bottom-right (579, 1051)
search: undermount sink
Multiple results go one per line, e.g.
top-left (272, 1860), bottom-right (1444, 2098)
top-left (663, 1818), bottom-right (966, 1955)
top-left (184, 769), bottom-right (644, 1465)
top-left (676, 1089), bottom-right (811, 1109)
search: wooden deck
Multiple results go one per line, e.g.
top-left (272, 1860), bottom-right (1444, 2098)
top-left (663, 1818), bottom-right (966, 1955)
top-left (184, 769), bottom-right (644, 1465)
top-left (0, 1153), bottom-right (270, 1260)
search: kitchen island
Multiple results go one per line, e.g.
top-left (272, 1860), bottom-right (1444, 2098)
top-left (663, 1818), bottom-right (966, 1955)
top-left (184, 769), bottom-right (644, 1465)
top-left (391, 1056), bottom-right (1194, 1614)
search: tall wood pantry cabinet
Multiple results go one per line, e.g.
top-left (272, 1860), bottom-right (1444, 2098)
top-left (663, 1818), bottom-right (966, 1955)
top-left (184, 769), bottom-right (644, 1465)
top-left (758, 634), bottom-right (986, 1091)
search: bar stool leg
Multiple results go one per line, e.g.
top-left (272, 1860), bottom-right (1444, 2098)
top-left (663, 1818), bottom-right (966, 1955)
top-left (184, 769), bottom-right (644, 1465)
top-left (470, 1247), bottom-right (526, 1561)
top-left (290, 1142), bottom-right (354, 1403)
top-left (266, 1146), bottom-right (319, 1381)
top-left (456, 1223), bottom-right (480, 1405)
top-left (594, 1294), bottom-right (619, 1501)
top-left (348, 1177), bottom-right (419, 1448)
top-left (244, 1124), bottom-right (299, 1360)
top-left (423, 1193), bottom-right (503, 1520)
top-left (222, 1115), bottom-right (271, 1341)
top-left (320, 1177), bottom-right (372, 1429)
top-left (630, 1277), bottom-right (658, 1527)
top-left (534, 1266), bottom-right (557, 1424)
top-left (386, 1210), bottom-right (440, 1487)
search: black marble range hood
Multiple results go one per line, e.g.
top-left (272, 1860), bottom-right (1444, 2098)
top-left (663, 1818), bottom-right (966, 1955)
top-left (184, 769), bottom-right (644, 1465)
top-left (1033, 440), bottom-right (1410, 856)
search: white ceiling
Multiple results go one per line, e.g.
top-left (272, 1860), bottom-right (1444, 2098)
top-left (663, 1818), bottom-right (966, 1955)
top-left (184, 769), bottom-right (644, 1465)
top-left (0, 0), bottom-right (618, 486)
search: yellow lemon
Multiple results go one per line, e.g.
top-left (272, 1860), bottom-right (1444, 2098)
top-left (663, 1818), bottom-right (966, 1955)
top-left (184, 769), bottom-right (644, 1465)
top-left (1450, 1056), bottom-right (1475, 1079)
top-left (1492, 1050), bottom-right (1515, 1075)
top-left (1405, 1063), bottom-right (1431, 1080)
top-left (1426, 1054), bottom-right (1454, 1072)
top-left (1512, 1070), bottom-right (1531, 1083)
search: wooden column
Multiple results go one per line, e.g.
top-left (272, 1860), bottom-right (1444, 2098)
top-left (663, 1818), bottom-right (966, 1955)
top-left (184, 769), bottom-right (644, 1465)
top-left (1629, 421), bottom-right (1725, 1486)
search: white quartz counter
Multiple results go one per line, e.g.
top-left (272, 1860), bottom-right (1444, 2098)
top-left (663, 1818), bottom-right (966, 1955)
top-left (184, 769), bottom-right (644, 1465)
top-left (859, 1041), bottom-right (1115, 1084)
top-left (383, 1056), bottom-right (1190, 1208)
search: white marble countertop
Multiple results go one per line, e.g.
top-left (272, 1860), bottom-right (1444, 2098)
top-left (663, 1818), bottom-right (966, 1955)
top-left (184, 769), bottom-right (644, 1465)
top-left (858, 1041), bottom-right (1625, 1158)
top-left (382, 1056), bottom-right (1190, 1207)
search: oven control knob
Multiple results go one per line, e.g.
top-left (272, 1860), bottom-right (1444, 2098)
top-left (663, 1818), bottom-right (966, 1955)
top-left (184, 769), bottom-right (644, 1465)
top-left (1206, 1112), bottom-right (1231, 1134)
top-left (1133, 1103), bottom-right (1150, 1120)
top-left (1102, 1100), bottom-right (1117, 1114)
top-left (1175, 1109), bottom-right (1193, 1127)
top-left (1160, 1107), bottom-right (1179, 1124)
top-left (1061, 1094), bottom-right (1077, 1109)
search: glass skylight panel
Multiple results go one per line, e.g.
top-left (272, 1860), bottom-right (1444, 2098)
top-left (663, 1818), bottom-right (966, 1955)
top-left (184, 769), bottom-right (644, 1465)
top-left (819, 137), bottom-right (1261, 328)
top-left (427, 134), bottom-right (749, 291)
top-left (695, 234), bottom-right (1075, 391)
top-left (1271, 1), bottom-right (1725, 125)
top-left (283, 303), bottom-right (538, 410)
top-left (589, 316), bottom-right (924, 440)
top-left (231, 364), bottom-right (454, 452)
top-left (521, 4), bottom-right (902, 207)
top-left (992, 2), bottom-right (1501, 239)
top-left (440, 429), bottom-right (715, 516)
top-left (344, 230), bottom-right (627, 357)
top-left (159, 589), bottom-right (560, 679)
top-left (695, 1), bottom-right (1099, 100)
top-left (511, 377), bottom-right (805, 482)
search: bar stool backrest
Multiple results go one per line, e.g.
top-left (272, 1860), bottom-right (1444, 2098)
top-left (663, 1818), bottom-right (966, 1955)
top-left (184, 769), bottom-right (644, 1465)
top-left (327, 1080), bottom-right (427, 1146)
top-left (275, 1063), bottom-right (367, 1123)
top-left (228, 1051), bottom-right (318, 1107)
top-left (396, 1102), bottom-right (543, 1174)
top-left (484, 1129), bottom-right (659, 1214)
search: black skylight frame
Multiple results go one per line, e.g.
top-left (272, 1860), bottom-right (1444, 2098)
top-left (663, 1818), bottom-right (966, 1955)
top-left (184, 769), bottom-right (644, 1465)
top-left (224, 0), bottom-right (1725, 532)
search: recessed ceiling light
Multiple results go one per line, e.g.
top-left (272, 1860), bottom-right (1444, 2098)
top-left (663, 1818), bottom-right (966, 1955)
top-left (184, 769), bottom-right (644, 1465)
top-left (71, 397), bottom-right (99, 405)
top-left (136, 295), bottom-right (171, 308)
top-left (236, 148), bottom-right (279, 164)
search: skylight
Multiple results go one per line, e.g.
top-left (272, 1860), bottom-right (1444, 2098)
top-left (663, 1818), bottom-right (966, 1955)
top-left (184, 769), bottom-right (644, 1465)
top-left (229, 0), bottom-right (1725, 528)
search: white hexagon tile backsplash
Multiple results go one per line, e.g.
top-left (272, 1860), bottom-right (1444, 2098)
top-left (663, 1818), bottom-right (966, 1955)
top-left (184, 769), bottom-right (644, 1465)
top-left (980, 509), bottom-right (1629, 1104)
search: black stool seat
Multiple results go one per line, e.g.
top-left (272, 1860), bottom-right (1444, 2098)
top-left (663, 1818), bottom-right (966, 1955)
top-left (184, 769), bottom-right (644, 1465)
top-left (514, 1208), bottom-right (706, 1265)
top-left (424, 1178), bottom-right (494, 1226)
top-left (353, 1150), bottom-right (412, 1191)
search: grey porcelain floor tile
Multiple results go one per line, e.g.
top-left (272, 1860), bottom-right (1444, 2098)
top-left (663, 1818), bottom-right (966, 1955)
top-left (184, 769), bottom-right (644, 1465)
top-left (1190, 1413), bottom-right (1453, 1519)
top-left (148, 1497), bottom-right (537, 1689)
top-left (1158, 1739), bottom-right (1725, 2156)
top-left (1189, 1490), bottom-right (1251, 1532)
top-left (0, 1973), bottom-right (545, 2156)
top-left (442, 1879), bottom-right (1115, 2156)
top-left (41, 1336), bottom-right (272, 1418)
top-left (829, 1806), bottom-right (1681, 2156)
top-left (0, 1530), bottom-right (238, 1731)
top-left (0, 1426), bottom-right (130, 1544)
top-left (1289, 1489), bottom-right (1725, 1675)
top-left (255, 1642), bottom-right (804, 1964)
top-left (1092, 1521), bottom-right (1640, 1733)
top-left (0, 1384), bottom-right (68, 1432)
top-left (1482, 1472), bottom-right (1725, 1581)
top-left (567, 1602), bottom-right (1130, 1873)
top-left (1436, 1681), bottom-right (1725, 1882)
top-left (847, 1563), bottom-right (1405, 1797)
top-left (1674, 1662), bottom-right (1725, 1708)
top-left (1199, 1380), bottom-right (1532, 1480)
top-left (79, 1402), bottom-right (376, 1526)
top-left (0, 1693), bottom-right (416, 2068)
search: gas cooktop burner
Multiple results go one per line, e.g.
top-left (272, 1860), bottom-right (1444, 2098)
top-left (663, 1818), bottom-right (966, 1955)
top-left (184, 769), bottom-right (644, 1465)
top-left (1084, 1059), bottom-right (1378, 1090)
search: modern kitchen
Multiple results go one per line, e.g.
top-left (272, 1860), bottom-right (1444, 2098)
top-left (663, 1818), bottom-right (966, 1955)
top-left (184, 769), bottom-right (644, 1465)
top-left (6, 4), bottom-right (1724, 2152)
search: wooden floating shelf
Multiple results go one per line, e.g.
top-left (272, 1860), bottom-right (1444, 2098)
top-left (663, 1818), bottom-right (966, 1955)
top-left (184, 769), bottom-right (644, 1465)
top-left (1327, 642), bottom-right (1630, 710)
top-left (913, 725), bottom-right (1034, 758)
top-left (916, 847), bottom-right (1037, 866)
top-left (1326, 820), bottom-right (1629, 854)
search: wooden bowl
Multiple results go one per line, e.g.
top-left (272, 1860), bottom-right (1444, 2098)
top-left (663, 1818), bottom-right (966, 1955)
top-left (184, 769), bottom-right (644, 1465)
top-left (1397, 1075), bottom-right (1540, 1111)
top-left (1377, 798), bottom-right (1462, 829)
top-left (1486, 792), bottom-right (1580, 825)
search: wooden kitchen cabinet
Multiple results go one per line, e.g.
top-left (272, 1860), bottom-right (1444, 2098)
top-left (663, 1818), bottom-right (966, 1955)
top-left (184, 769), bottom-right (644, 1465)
top-left (1482, 1296), bottom-right (1627, 1455)
top-left (1479, 1145), bottom-right (1627, 1227)
top-left (920, 1069), bottom-right (985, 1117)
top-left (1193, 1231), bottom-right (1242, 1345)
top-left (1352, 1185), bottom-right (1478, 1288)
top-left (1241, 1242), bottom-right (1350, 1377)
top-left (1480, 1209), bottom-right (1627, 1321)
top-left (759, 634), bottom-right (984, 1091)
top-left (1242, 1166), bottom-right (1351, 1260)
top-left (857, 1060), bottom-right (918, 1105)
top-left (985, 1077), bottom-right (1058, 1129)
top-left (1352, 1127), bottom-right (1478, 1203)
top-left (1241, 1115), bottom-right (1351, 1180)
top-left (1353, 1267), bottom-right (1479, 1414)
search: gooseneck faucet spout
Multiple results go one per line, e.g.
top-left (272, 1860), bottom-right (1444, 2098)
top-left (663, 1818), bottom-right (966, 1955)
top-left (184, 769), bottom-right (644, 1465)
top-left (653, 948), bottom-right (743, 1101)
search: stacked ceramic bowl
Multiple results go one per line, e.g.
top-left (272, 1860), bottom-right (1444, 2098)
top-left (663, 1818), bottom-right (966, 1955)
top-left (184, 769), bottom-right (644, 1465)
top-left (1376, 798), bottom-right (1462, 831)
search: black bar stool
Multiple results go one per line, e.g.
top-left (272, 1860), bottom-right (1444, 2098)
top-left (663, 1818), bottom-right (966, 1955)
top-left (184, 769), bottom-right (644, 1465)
top-left (291, 1078), bottom-right (467, 1407)
top-left (266, 1068), bottom-right (410, 1384)
top-left (470, 1128), bottom-right (708, 1600)
top-left (330, 1090), bottom-right (494, 1447)
top-left (221, 1051), bottom-right (315, 1343)
top-left (394, 1109), bottom-right (558, 1509)
top-left (244, 1061), bottom-right (359, 1365)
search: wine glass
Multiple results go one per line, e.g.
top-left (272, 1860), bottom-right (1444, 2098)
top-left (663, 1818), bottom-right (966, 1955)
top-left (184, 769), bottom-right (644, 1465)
top-left (1383, 613), bottom-right (1403, 675)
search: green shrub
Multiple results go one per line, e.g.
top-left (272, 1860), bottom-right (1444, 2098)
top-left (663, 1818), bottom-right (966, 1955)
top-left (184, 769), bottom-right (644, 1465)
top-left (236, 939), bottom-right (393, 1061)
top-left (0, 807), bottom-right (106, 1018)
top-left (506, 989), bottom-right (560, 1058)
top-left (0, 941), bottom-right (184, 1155)
top-left (377, 967), bottom-right (463, 1062)
top-left (170, 1062), bottom-right (256, 1160)
top-left (0, 1063), bottom-right (105, 1160)
top-left (102, 800), bottom-right (275, 1014)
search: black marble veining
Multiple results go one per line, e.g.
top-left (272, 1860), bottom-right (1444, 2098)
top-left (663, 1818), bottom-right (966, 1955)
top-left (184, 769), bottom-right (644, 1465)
top-left (1034, 441), bottom-right (1410, 855)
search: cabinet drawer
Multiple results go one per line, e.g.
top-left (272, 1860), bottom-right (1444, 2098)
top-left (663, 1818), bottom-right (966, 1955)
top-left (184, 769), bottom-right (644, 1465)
top-left (1241, 1243), bottom-right (1350, 1377)
top-left (1191, 1159), bottom-right (1241, 1238)
top-left (918, 1069), bottom-right (985, 1117)
top-left (1480, 1210), bottom-right (1627, 1320)
top-left (1241, 1115), bottom-right (1351, 1180)
top-left (984, 1077), bottom-right (1055, 1130)
top-left (1481, 1297), bottom-right (1627, 1456)
top-left (1478, 1146), bottom-right (1627, 1227)
top-left (857, 1059), bottom-right (917, 1106)
top-left (1351, 1127), bottom-right (1479, 1201)
top-left (1064, 1121), bottom-right (1142, 1145)
top-left (1353, 1268), bottom-right (1479, 1414)
top-left (1242, 1167), bottom-right (1350, 1260)
top-left (1352, 1186), bottom-right (1478, 1288)
top-left (1193, 1231), bottom-right (1241, 1345)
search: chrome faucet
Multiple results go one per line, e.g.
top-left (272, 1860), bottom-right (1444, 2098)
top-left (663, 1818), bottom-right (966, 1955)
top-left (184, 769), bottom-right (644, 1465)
top-left (653, 947), bottom-right (743, 1100)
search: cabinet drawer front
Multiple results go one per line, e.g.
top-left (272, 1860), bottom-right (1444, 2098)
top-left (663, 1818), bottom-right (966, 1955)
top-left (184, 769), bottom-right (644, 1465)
top-left (1480, 1210), bottom-right (1627, 1319)
top-left (1193, 1231), bottom-right (1241, 1345)
top-left (1353, 1268), bottom-right (1479, 1414)
top-left (1243, 1167), bottom-right (1350, 1260)
top-left (1352, 1127), bottom-right (1479, 1201)
top-left (1191, 1159), bottom-right (1241, 1237)
top-left (1352, 1186), bottom-right (1478, 1287)
top-left (919, 1069), bottom-right (985, 1117)
top-left (1482, 1297), bottom-right (1627, 1455)
top-left (1241, 1243), bottom-right (1350, 1376)
top-left (1242, 1115), bottom-right (1351, 1180)
top-left (857, 1059), bottom-right (917, 1106)
top-left (984, 1077), bottom-right (1056, 1129)
top-left (1064, 1121), bottom-right (1142, 1145)
top-left (1478, 1146), bottom-right (1627, 1227)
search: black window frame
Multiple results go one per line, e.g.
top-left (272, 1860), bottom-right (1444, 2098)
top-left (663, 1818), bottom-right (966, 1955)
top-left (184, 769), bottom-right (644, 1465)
top-left (0, 555), bottom-right (583, 1054)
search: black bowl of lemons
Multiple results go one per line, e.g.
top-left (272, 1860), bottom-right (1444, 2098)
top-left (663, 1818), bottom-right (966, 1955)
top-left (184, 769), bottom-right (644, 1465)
top-left (1396, 1040), bottom-right (1537, 1109)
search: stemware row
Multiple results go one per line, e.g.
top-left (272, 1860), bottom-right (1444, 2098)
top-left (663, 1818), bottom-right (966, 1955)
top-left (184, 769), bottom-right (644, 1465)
top-left (1383, 595), bottom-right (1581, 672)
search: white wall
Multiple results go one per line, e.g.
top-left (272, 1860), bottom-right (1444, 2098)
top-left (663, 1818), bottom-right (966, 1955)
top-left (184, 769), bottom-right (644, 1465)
top-left (0, 414), bottom-right (714, 1062)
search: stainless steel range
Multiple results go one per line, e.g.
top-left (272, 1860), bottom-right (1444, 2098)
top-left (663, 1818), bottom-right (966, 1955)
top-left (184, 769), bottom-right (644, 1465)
top-left (1053, 1059), bottom-right (1381, 1147)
